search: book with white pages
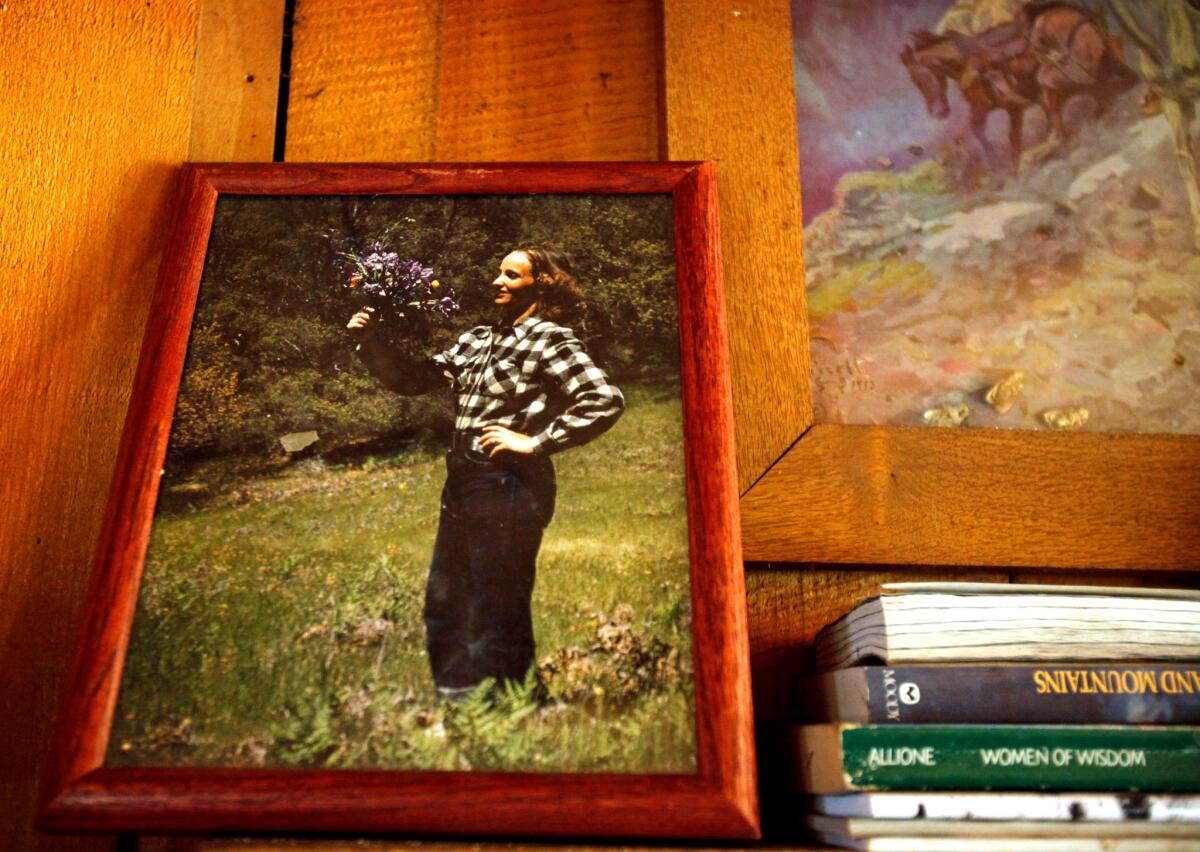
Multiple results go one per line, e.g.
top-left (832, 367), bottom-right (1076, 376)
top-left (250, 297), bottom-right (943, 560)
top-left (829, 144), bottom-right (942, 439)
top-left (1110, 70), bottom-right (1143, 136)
top-left (813, 582), bottom-right (1200, 672)
top-left (811, 831), bottom-right (1200, 852)
top-left (811, 792), bottom-right (1200, 822)
top-left (808, 814), bottom-right (1200, 839)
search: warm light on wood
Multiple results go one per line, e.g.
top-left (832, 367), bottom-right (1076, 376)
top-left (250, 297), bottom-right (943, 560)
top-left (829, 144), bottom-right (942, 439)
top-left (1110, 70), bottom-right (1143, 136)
top-left (742, 425), bottom-right (1200, 569)
top-left (0, 3), bottom-right (203, 850)
top-left (664, 0), bottom-right (813, 493)
top-left (188, 0), bottom-right (284, 161)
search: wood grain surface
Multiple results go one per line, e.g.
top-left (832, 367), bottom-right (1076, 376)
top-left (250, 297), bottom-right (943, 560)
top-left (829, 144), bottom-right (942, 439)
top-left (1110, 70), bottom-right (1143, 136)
top-left (42, 168), bottom-right (221, 818)
top-left (44, 770), bottom-right (754, 838)
top-left (287, 0), bottom-right (659, 163)
top-left (0, 3), bottom-right (203, 850)
top-left (177, 160), bottom-right (696, 195)
top-left (742, 425), bottom-right (1200, 569)
top-left (285, 0), bottom-right (442, 161)
top-left (663, 0), bottom-right (812, 493)
top-left (434, 0), bottom-right (661, 161)
top-left (671, 163), bottom-right (757, 831)
top-left (188, 0), bottom-right (284, 161)
top-left (136, 843), bottom-right (805, 852)
top-left (136, 844), bottom-right (751, 852)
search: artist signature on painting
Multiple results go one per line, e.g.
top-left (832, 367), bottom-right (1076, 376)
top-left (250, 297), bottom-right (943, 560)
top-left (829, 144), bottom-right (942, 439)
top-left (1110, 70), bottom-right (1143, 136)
top-left (813, 357), bottom-right (875, 395)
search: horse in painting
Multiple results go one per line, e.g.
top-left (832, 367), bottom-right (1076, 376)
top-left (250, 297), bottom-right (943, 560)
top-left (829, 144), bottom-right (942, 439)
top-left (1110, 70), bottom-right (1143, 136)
top-left (901, 2), bottom-right (1139, 169)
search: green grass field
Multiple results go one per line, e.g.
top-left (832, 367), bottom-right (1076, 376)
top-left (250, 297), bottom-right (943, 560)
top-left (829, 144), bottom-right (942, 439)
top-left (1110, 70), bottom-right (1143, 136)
top-left (106, 386), bottom-right (696, 774)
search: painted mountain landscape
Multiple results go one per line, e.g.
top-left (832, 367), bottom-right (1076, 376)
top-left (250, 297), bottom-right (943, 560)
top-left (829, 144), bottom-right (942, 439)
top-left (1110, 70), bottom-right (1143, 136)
top-left (794, 0), bottom-right (1200, 432)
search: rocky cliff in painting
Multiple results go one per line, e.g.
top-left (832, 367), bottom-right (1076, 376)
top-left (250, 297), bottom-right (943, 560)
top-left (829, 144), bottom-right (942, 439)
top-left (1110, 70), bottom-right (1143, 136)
top-left (795, 0), bottom-right (1200, 432)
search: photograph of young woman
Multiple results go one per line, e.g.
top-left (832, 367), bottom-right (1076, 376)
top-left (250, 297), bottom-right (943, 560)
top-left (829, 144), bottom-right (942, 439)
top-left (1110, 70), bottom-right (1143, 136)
top-left (348, 247), bottom-right (625, 698)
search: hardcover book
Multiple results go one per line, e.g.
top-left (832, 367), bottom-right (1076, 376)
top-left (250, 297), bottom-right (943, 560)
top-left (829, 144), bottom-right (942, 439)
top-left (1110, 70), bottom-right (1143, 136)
top-left (804, 664), bottom-right (1200, 724)
top-left (791, 724), bottom-right (1200, 794)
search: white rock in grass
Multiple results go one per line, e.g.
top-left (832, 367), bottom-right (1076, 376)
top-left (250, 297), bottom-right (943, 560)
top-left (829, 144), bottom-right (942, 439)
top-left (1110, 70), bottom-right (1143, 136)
top-left (280, 431), bottom-right (319, 453)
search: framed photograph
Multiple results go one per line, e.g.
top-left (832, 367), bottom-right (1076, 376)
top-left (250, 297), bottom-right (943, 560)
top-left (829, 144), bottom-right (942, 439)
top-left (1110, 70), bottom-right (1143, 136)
top-left (39, 163), bottom-right (758, 838)
top-left (663, 0), bottom-right (1199, 570)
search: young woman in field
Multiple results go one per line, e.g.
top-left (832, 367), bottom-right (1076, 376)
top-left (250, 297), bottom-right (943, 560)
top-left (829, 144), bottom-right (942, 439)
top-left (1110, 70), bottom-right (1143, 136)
top-left (347, 247), bottom-right (625, 699)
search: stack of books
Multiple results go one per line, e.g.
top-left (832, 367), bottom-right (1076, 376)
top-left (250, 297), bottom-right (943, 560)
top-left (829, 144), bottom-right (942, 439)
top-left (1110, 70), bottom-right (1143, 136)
top-left (792, 582), bottom-right (1200, 851)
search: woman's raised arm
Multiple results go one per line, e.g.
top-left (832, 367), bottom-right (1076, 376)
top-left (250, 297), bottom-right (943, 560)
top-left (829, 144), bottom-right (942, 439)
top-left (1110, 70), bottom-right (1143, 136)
top-left (347, 307), bottom-right (448, 396)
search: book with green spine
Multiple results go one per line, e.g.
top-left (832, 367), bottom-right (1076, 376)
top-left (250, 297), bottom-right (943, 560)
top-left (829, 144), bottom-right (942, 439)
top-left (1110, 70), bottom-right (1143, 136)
top-left (792, 724), bottom-right (1200, 794)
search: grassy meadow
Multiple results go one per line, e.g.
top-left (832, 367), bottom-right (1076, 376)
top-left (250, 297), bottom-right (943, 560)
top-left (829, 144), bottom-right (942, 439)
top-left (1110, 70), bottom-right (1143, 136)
top-left (106, 386), bottom-right (696, 774)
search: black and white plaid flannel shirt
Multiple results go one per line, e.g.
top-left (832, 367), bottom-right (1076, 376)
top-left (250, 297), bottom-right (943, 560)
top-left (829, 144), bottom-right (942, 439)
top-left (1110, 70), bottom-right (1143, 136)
top-left (359, 315), bottom-right (624, 454)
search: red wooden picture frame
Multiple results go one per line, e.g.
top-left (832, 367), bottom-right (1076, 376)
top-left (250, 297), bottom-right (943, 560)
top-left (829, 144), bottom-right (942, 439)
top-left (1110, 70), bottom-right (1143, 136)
top-left (38, 162), bottom-right (758, 839)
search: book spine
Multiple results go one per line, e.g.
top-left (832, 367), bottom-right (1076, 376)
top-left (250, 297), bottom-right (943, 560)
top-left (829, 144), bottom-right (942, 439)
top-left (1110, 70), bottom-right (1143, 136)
top-left (860, 665), bottom-right (1200, 724)
top-left (839, 726), bottom-right (1200, 792)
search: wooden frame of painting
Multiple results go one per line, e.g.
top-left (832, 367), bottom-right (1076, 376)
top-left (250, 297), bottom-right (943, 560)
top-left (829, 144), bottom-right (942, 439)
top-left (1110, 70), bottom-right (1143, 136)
top-left (663, 0), bottom-right (1199, 570)
top-left (38, 162), bottom-right (759, 838)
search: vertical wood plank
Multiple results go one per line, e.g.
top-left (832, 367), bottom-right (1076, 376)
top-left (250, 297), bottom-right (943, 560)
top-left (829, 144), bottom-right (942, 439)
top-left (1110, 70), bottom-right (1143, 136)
top-left (0, 2), bottom-right (202, 849)
top-left (663, 0), bottom-right (811, 492)
top-left (287, 0), bottom-right (660, 163)
top-left (188, 0), bottom-right (285, 161)
top-left (285, 0), bottom-right (443, 161)
top-left (434, 0), bottom-right (660, 161)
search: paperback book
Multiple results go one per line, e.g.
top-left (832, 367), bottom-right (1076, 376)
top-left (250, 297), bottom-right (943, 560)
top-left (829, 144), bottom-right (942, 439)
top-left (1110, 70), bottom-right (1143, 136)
top-left (808, 814), bottom-right (1200, 852)
top-left (812, 583), bottom-right (1200, 672)
top-left (807, 813), bottom-right (1200, 839)
top-left (810, 791), bottom-right (1200, 822)
top-left (804, 664), bottom-right (1200, 724)
top-left (809, 837), bottom-right (1200, 851)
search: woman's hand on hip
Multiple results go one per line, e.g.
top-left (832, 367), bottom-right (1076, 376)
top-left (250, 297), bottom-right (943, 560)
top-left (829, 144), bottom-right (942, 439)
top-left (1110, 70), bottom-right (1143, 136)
top-left (480, 425), bottom-right (539, 456)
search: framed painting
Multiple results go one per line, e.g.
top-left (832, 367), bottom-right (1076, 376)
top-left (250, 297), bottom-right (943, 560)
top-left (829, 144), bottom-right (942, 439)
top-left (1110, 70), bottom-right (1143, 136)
top-left (664, 0), bottom-right (1200, 569)
top-left (39, 162), bottom-right (758, 838)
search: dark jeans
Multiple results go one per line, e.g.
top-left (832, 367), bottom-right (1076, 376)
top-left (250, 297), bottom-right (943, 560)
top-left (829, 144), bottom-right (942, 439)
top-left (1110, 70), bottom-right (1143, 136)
top-left (424, 450), bottom-right (556, 692)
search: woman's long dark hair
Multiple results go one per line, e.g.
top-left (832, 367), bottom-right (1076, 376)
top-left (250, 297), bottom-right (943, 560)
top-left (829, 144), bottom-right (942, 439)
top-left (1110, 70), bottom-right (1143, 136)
top-left (514, 246), bottom-right (586, 327)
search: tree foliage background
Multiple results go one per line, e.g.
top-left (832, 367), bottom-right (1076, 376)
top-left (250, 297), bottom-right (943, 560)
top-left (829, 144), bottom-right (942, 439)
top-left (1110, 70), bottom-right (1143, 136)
top-left (170, 194), bottom-right (677, 466)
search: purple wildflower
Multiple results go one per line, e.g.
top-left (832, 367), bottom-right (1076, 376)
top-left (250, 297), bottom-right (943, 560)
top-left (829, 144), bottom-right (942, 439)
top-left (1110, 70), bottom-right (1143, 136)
top-left (338, 241), bottom-right (458, 319)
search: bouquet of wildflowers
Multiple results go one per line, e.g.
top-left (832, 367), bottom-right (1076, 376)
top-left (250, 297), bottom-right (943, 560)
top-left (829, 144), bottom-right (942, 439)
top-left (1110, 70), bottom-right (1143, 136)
top-left (338, 241), bottom-right (459, 321)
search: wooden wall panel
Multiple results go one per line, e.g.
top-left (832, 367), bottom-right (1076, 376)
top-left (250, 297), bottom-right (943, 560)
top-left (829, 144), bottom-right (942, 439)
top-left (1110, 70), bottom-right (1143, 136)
top-left (189, 0), bottom-right (285, 161)
top-left (286, 0), bottom-right (442, 161)
top-left (288, 0), bottom-right (659, 163)
top-left (663, 0), bottom-right (811, 492)
top-left (434, 0), bottom-right (660, 161)
top-left (0, 1), bottom-right (287, 846)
